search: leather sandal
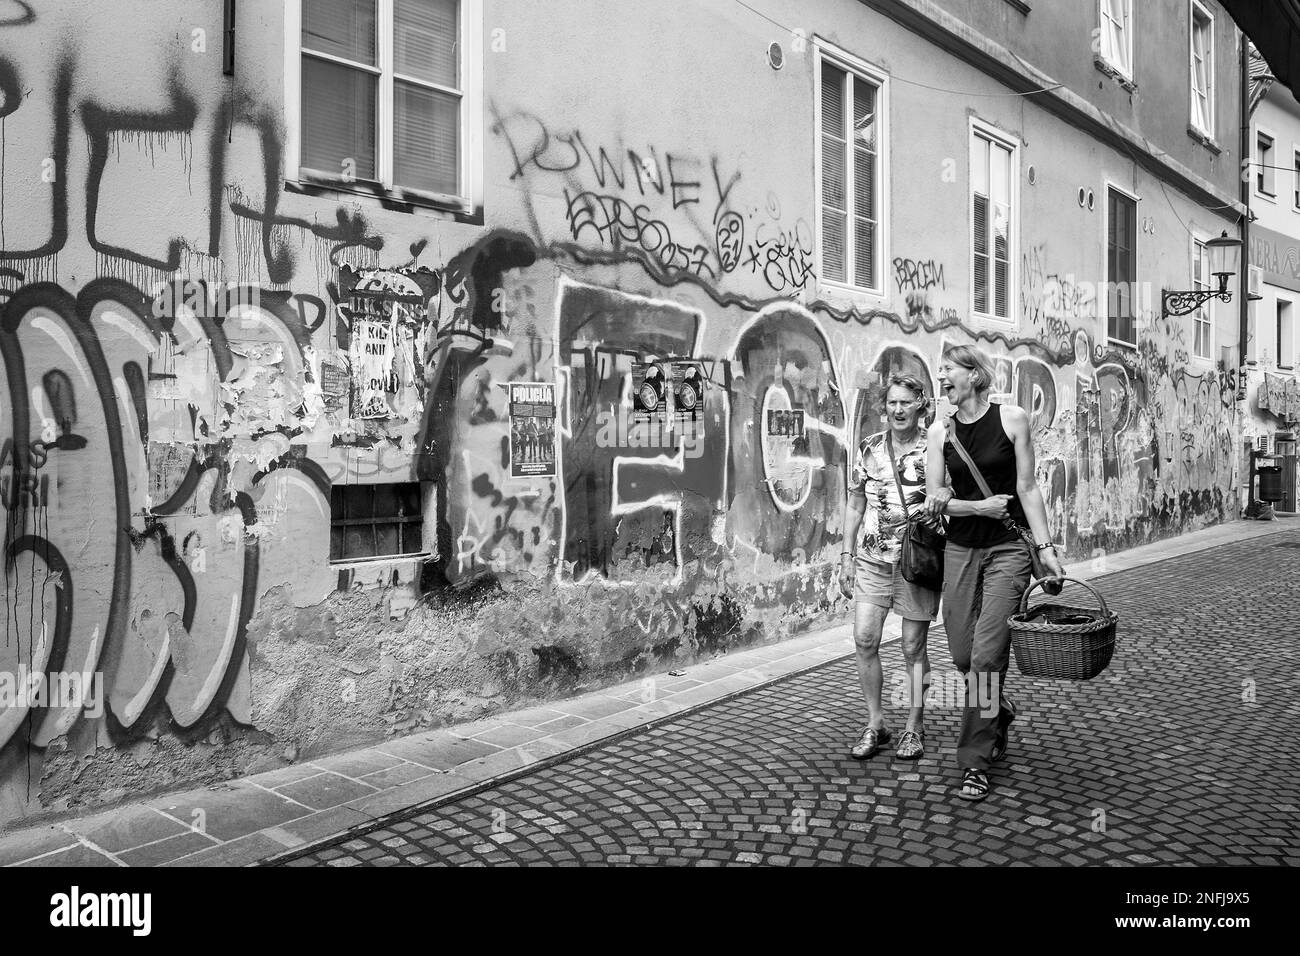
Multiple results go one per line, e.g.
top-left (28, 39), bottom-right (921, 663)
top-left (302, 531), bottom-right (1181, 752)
top-left (957, 768), bottom-right (990, 801)
top-left (850, 725), bottom-right (892, 759)
top-left (895, 729), bottom-right (925, 760)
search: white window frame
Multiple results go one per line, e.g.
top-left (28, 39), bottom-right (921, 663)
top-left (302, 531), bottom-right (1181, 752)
top-left (1292, 147), bottom-right (1300, 211)
top-left (1103, 180), bottom-right (1140, 348)
top-left (1191, 233), bottom-right (1214, 364)
top-left (284, 0), bottom-right (483, 214)
top-left (813, 38), bottom-right (889, 298)
top-left (1098, 0), bottom-right (1133, 80)
top-left (1189, 0), bottom-right (1214, 138)
top-left (1279, 298), bottom-right (1295, 371)
top-left (1256, 126), bottom-right (1277, 202)
top-left (968, 118), bottom-right (1019, 327)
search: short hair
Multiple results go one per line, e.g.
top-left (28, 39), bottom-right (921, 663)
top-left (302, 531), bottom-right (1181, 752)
top-left (885, 373), bottom-right (930, 409)
top-left (942, 344), bottom-right (998, 394)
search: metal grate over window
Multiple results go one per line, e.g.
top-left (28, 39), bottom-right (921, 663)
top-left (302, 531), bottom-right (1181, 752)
top-left (330, 482), bottom-right (425, 562)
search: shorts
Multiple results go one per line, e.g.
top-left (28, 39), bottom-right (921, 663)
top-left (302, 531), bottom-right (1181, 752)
top-left (855, 552), bottom-right (940, 622)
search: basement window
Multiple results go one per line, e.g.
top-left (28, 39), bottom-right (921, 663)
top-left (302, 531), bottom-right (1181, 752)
top-left (330, 482), bottom-right (426, 562)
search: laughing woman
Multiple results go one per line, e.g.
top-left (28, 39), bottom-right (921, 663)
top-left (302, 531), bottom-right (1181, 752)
top-left (839, 375), bottom-right (942, 762)
top-left (925, 344), bottom-right (1065, 802)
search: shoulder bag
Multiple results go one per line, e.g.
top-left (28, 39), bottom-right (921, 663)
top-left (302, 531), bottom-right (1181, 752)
top-left (885, 432), bottom-right (945, 591)
top-left (944, 416), bottom-right (1063, 595)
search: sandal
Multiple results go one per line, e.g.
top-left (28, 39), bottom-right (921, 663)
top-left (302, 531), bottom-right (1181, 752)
top-left (957, 768), bottom-right (990, 801)
top-left (992, 696), bottom-right (1017, 763)
top-left (850, 725), bottom-right (892, 760)
top-left (895, 729), bottom-right (925, 760)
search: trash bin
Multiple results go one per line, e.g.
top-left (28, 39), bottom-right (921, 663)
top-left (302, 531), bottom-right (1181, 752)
top-left (1258, 465), bottom-right (1284, 503)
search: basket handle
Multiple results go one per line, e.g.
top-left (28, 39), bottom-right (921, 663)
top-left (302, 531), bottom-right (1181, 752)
top-left (1018, 576), bottom-right (1110, 616)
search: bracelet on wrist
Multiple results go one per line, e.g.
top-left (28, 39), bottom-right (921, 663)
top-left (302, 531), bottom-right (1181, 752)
top-left (1034, 541), bottom-right (1056, 551)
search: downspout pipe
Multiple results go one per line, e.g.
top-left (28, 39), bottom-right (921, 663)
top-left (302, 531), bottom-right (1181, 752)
top-left (1239, 34), bottom-right (1250, 372)
top-left (1240, 32), bottom-right (1254, 515)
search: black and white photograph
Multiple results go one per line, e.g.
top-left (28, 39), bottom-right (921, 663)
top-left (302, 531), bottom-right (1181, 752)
top-left (0, 0), bottom-right (1295, 934)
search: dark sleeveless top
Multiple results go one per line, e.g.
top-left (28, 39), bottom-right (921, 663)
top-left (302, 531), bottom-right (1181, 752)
top-left (943, 403), bottom-right (1026, 548)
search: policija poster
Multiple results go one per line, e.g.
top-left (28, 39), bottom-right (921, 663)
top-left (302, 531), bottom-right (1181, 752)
top-left (509, 382), bottom-right (557, 478)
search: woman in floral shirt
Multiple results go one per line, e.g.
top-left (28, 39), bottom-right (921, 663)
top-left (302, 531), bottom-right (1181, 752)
top-left (838, 374), bottom-right (943, 761)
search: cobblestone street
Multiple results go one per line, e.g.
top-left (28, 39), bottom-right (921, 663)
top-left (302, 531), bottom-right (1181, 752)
top-left (271, 529), bottom-right (1300, 867)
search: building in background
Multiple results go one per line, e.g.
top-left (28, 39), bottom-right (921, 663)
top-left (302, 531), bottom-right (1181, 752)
top-left (1244, 45), bottom-right (1300, 512)
top-left (0, 0), bottom-right (1249, 822)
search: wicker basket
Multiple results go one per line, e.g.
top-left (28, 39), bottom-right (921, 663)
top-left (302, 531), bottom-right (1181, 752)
top-left (1007, 577), bottom-right (1118, 680)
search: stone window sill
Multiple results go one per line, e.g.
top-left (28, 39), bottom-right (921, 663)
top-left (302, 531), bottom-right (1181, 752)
top-left (285, 176), bottom-right (483, 226)
top-left (1094, 55), bottom-right (1137, 94)
top-left (1187, 124), bottom-right (1221, 154)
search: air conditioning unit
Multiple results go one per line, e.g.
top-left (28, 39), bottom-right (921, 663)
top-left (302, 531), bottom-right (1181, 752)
top-left (1245, 266), bottom-right (1264, 364)
top-left (1256, 434), bottom-right (1273, 454)
top-left (1248, 265), bottom-right (1264, 300)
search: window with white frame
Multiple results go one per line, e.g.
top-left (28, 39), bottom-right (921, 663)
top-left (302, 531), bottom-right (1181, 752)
top-left (1106, 187), bottom-right (1138, 345)
top-left (1099, 0), bottom-right (1133, 77)
top-left (971, 126), bottom-right (1015, 320)
top-left (1279, 299), bottom-right (1294, 370)
top-left (1293, 150), bottom-right (1300, 209)
top-left (1189, 1), bottom-right (1213, 136)
top-left (293, 0), bottom-right (473, 204)
top-left (1193, 238), bottom-right (1213, 360)
top-left (818, 54), bottom-right (883, 291)
top-left (1257, 131), bottom-right (1276, 196)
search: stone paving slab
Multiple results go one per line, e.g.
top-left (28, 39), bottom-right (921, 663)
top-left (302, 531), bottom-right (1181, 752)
top-left (115, 829), bottom-right (222, 867)
top-left (0, 516), bottom-right (1294, 867)
top-left (149, 782), bottom-right (315, 844)
top-left (158, 832), bottom-right (290, 868)
top-left (375, 732), bottom-right (503, 771)
top-left (0, 826), bottom-right (79, 867)
top-left (24, 841), bottom-right (123, 867)
top-left (62, 803), bottom-right (193, 854)
top-left (272, 772), bottom-right (379, 810)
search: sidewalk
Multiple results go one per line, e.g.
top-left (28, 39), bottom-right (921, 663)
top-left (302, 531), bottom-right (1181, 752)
top-left (2, 515), bottom-right (1296, 867)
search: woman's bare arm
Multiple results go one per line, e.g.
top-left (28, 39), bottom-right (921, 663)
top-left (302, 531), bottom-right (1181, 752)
top-left (1006, 405), bottom-right (1065, 575)
top-left (925, 418), bottom-right (1001, 518)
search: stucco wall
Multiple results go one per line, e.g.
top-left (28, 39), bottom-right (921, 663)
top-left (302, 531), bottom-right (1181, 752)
top-left (0, 0), bottom-right (1242, 824)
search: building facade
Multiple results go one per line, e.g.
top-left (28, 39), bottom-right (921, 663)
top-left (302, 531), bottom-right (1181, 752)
top-left (0, 0), bottom-right (1246, 822)
top-left (1245, 56), bottom-right (1300, 511)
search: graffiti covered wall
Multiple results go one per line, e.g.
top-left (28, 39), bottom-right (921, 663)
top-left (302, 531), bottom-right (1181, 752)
top-left (0, 0), bottom-right (1240, 824)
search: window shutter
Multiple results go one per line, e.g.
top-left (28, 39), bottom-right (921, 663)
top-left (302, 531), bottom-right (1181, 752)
top-left (973, 193), bottom-right (988, 314)
top-left (821, 63), bottom-right (848, 284)
top-left (852, 76), bottom-right (877, 288)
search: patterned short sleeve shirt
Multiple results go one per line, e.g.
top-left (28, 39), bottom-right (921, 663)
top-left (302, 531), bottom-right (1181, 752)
top-left (848, 430), bottom-right (935, 563)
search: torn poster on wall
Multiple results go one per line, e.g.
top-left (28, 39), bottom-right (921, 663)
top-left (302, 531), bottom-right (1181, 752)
top-left (220, 340), bottom-right (302, 437)
top-left (767, 408), bottom-right (806, 441)
top-left (351, 318), bottom-right (397, 419)
top-left (339, 266), bottom-right (440, 422)
top-left (509, 382), bottom-right (557, 478)
top-left (764, 406), bottom-right (811, 491)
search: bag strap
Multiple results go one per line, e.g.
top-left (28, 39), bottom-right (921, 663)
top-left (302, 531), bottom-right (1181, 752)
top-left (884, 432), bottom-right (910, 519)
top-left (945, 413), bottom-right (1020, 536)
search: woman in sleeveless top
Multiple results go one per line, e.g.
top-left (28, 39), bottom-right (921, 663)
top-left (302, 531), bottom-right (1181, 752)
top-left (923, 345), bottom-right (1065, 802)
top-left (838, 375), bottom-right (943, 761)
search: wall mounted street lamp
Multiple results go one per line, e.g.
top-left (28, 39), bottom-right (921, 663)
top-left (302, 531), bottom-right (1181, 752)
top-left (1162, 231), bottom-right (1242, 316)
